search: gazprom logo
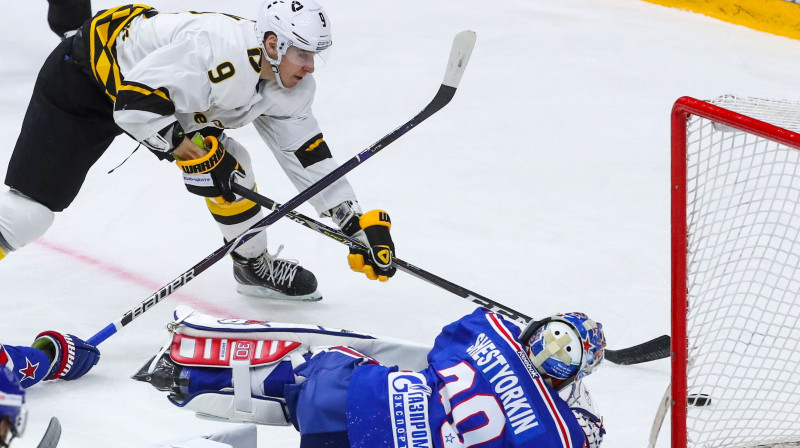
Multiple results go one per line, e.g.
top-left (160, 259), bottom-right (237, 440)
top-left (388, 372), bottom-right (432, 448)
top-left (391, 373), bottom-right (427, 394)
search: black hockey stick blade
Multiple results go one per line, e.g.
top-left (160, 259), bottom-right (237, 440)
top-left (37, 417), bottom-right (61, 448)
top-left (604, 334), bottom-right (671, 365)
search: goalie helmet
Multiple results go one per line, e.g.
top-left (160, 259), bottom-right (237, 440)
top-left (520, 312), bottom-right (606, 390)
top-left (0, 366), bottom-right (26, 444)
top-left (255, 0), bottom-right (332, 88)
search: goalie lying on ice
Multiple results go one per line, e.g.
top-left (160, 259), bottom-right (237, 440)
top-left (135, 305), bottom-right (607, 448)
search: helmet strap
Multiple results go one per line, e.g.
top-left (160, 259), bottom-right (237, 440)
top-left (262, 42), bottom-right (288, 89)
top-left (270, 61), bottom-right (287, 89)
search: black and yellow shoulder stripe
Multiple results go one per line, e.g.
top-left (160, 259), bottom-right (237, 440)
top-left (115, 80), bottom-right (175, 115)
top-left (89, 4), bottom-right (158, 101)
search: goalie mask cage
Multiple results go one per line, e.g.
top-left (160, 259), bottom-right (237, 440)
top-left (672, 95), bottom-right (800, 448)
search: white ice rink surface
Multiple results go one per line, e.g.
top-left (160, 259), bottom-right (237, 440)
top-left (3, 0), bottom-right (800, 446)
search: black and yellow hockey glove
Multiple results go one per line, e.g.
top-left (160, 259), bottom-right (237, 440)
top-left (177, 135), bottom-right (245, 203)
top-left (342, 209), bottom-right (396, 282)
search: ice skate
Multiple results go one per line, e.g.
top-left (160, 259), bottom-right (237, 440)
top-left (232, 246), bottom-right (321, 301)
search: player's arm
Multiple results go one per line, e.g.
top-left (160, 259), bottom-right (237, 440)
top-left (0, 332), bottom-right (99, 388)
top-left (0, 344), bottom-right (51, 388)
top-left (112, 36), bottom-right (245, 203)
top-left (112, 35), bottom-right (209, 155)
top-left (253, 108), bottom-right (396, 282)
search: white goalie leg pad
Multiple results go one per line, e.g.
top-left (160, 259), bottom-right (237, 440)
top-left (181, 391), bottom-right (291, 426)
top-left (171, 346), bottom-right (294, 426)
top-left (0, 189), bottom-right (54, 251)
top-left (171, 305), bottom-right (433, 371)
top-left (167, 307), bottom-right (304, 425)
top-left (147, 423), bottom-right (257, 448)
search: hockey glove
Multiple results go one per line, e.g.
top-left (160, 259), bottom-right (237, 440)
top-left (32, 331), bottom-right (100, 381)
top-left (342, 209), bottom-right (396, 282)
top-left (177, 135), bottom-right (245, 203)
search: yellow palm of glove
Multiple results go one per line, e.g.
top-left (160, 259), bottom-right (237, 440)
top-left (347, 252), bottom-right (389, 282)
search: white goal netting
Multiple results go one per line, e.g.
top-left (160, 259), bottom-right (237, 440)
top-left (681, 95), bottom-right (800, 448)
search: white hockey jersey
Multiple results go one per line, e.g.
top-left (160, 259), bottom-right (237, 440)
top-left (85, 5), bottom-right (355, 214)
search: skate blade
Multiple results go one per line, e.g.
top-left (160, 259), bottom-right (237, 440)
top-left (236, 284), bottom-right (322, 302)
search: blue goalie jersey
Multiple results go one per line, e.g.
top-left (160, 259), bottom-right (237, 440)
top-left (346, 308), bottom-right (586, 448)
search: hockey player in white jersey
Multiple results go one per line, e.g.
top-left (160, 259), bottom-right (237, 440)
top-left (0, 1), bottom-right (396, 301)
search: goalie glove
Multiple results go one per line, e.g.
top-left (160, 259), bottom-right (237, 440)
top-left (176, 135), bottom-right (245, 203)
top-left (561, 379), bottom-right (605, 448)
top-left (335, 203), bottom-right (396, 282)
top-left (32, 331), bottom-right (100, 381)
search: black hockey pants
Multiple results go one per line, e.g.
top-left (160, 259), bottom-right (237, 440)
top-left (5, 31), bottom-right (123, 212)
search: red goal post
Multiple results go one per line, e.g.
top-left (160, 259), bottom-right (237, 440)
top-left (671, 96), bottom-right (800, 448)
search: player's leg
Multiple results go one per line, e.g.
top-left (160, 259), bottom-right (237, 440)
top-left (132, 309), bottom-right (431, 448)
top-left (0, 190), bottom-right (54, 260)
top-left (282, 349), bottom-right (364, 447)
top-left (46, 0), bottom-right (92, 39)
top-left (208, 135), bottom-right (321, 301)
top-left (0, 36), bottom-right (122, 260)
top-left (135, 348), bottom-right (355, 448)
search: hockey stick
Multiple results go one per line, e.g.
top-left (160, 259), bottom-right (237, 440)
top-left (36, 417), bottom-right (61, 448)
top-left (647, 385), bottom-right (671, 448)
top-left (230, 185), bottom-right (671, 365)
top-left (603, 334), bottom-right (670, 364)
top-left (86, 30), bottom-right (477, 346)
top-left (647, 385), bottom-right (712, 448)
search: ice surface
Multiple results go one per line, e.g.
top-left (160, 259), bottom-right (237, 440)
top-left (3, 0), bottom-right (800, 446)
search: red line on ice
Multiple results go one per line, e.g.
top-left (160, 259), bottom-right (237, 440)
top-left (35, 239), bottom-right (231, 317)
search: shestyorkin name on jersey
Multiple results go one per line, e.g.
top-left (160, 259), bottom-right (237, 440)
top-left (466, 333), bottom-right (539, 434)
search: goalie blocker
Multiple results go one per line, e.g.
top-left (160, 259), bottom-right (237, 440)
top-left (134, 306), bottom-right (606, 448)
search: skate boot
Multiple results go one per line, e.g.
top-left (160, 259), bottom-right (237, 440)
top-left (132, 351), bottom-right (188, 401)
top-left (232, 246), bottom-right (321, 301)
top-left (132, 351), bottom-right (202, 405)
